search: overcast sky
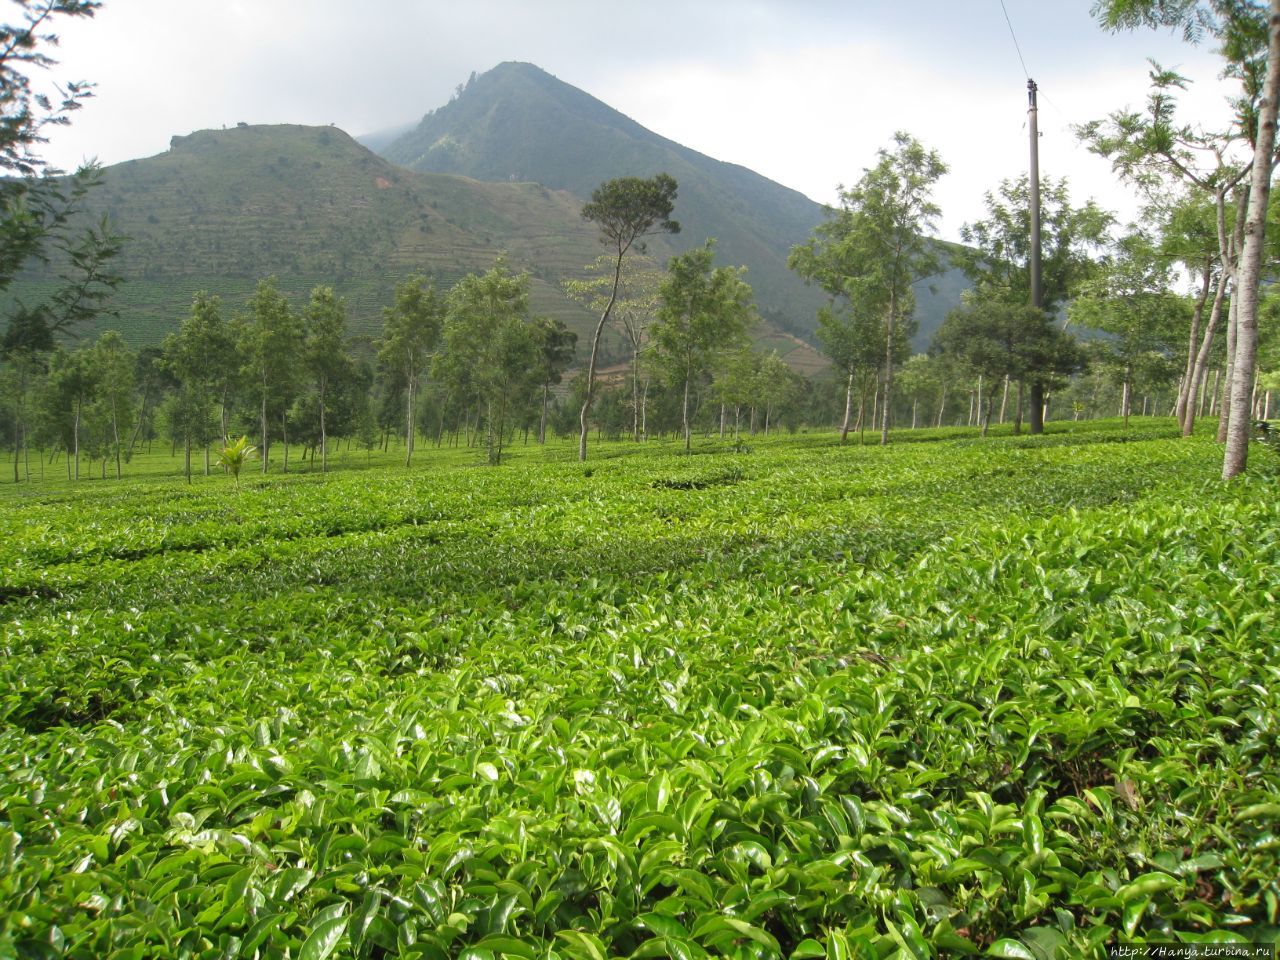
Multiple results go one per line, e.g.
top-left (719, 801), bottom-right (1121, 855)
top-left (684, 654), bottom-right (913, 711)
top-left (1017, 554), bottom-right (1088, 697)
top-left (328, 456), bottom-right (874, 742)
top-left (32, 0), bottom-right (1238, 245)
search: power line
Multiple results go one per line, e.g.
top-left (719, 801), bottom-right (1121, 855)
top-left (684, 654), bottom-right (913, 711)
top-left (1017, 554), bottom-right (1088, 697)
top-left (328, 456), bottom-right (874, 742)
top-left (999, 0), bottom-right (1031, 80)
top-left (996, 3), bottom-right (1068, 122)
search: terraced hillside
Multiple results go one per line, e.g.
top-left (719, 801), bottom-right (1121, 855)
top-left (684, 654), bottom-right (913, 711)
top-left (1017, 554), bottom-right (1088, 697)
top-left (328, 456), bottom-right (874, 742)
top-left (379, 62), bottom-right (969, 348)
top-left (4, 125), bottom-right (629, 354)
top-left (5, 122), bottom-right (827, 371)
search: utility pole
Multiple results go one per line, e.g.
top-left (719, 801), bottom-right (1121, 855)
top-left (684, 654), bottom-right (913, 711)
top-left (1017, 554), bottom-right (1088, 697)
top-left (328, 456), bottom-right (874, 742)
top-left (1028, 77), bottom-right (1046, 434)
top-left (1028, 78), bottom-right (1042, 311)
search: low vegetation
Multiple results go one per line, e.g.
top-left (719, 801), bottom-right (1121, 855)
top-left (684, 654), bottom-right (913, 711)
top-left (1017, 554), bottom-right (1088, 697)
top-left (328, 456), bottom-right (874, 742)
top-left (1, 422), bottom-right (1277, 957)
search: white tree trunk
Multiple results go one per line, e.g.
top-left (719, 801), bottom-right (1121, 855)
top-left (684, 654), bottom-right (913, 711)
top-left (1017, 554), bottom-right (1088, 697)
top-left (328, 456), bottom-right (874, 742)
top-left (840, 370), bottom-right (854, 443)
top-left (1225, 0), bottom-right (1280, 477)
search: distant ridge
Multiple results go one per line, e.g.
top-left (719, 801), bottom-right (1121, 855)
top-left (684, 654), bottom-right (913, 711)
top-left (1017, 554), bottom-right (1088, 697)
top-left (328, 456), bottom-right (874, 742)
top-left (4, 124), bottom-right (621, 350)
top-left (3, 65), bottom-right (967, 365)
top-left (355, 121), bottom-right (418, 154)
top-left (381, 62), bottom-right (827, 337)
top-left (3, 122), bottom-right (828, 371)
top-left (380, 62), bottom-right (967, 348)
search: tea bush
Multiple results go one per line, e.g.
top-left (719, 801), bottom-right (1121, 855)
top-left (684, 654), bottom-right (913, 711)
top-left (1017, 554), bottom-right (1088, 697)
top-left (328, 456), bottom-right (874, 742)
top-left (1, 423), bottom-right (1276, 958)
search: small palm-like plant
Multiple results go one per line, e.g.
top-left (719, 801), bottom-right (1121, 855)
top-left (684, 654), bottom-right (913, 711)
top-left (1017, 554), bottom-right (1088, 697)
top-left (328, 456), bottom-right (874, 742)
top-left (217, 436), bottom-right (256, 488)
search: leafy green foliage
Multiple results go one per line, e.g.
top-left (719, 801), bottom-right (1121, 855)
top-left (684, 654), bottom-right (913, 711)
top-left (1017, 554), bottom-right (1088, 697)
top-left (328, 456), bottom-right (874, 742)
top-left (1, 2), bottom-right (123, 350)
top-left (379, 277), bottom-right (443, 467)
top-left (216, 435), bottom-right (256, 487)
top-left (790, 132), bottom-right (947, 444)
top-left (1070, 230), bottom-right (1190, 424)
top-left (652, 241), bottom-right (755, 450)
top-left (577, 174), bottom-right (679, 461)
top-left (239, 278), bottom-right (303, 473)
top-left (0, 423), bottom-right (1277, 957)
top-left (435, 261), bottom-right (538, 465)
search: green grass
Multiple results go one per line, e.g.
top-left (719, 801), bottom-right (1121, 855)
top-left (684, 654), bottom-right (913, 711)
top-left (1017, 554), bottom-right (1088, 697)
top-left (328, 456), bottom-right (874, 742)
top-left (1, 420), bottom-right (1277, 958)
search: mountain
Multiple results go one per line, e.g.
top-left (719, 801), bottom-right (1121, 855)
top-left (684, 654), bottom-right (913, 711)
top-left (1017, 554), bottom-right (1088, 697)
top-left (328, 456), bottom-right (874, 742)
top-left (381, 63), bottom-right (823, 334)
top-left (4, 64), bottom-right (968, 370)
top-left (4, 122), bottom-right (828, 371)
top-left (3, 124), bottom-right (652, 357)
top-left (380, 61), bottom-right (968, 348)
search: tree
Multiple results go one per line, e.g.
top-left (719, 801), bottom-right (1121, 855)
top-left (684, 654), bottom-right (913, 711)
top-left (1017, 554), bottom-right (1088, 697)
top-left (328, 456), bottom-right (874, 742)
top-left (1077, 60), bottom-right (1253, 439)
top-left (0, 5), bottom-right (120, 483)
top-left (43, 343), bottom-right (96, 479)
top-left (1157, 191), bottom-right (1231, 434)
top-left (0, 1), bottom-right (99, 178)
top-left (1091, 0), bottom-right (1280, 476)
top-left (89, 329), bottom-right (133, 478)
top-left (2, 302), bottom-right (53, 481)
top-left (302, 286), bottom-right (350, 473)
top-left (378, 276), bottom-right (442, 467)
top-left (651, 241), bottom-right (754, 451)
top-left (578, 174), bottom-right (679, 461)
top-left (712, 346), bottom-right (760, 438)
top-left (755, 351), bottom-right (801, 435)
top-left (529, 316), bottom-right (576, 444)
top-left (790, 132), bottom-right (947, 444)
top-left (565, 253), bottom-right (663, 441)
top-left (933, 301), bottom-right (1081, 435)
top-left (1, 339), bottom-right (43, 481)
top-left (896, 353), bottom-right (947, 430)
top-left (1070, 230), bottom-right (1190, 426)
top-left (436, 261), bottom-right (538, 466)
top-left (162, 292), bottom-right (235, 480)
top-left (1, 2), bottom-right (122, 346)
top-left (952, 176), bottom-right (1113, 432)
top-left (812, 298), bottom-right (891, 443)
top-left (238, 278), bottom-right (302, 474)
top-left (129, 346), bottom-right (171, 458)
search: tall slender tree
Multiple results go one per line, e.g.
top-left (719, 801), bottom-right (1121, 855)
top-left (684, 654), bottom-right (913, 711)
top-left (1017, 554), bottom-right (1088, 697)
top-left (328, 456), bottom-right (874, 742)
top-left (577, 174), bottom-right (679, 461)
top-left (530, 316), bottom-right (576, 444)
top-left (378, 276), bottom-right (443, 468)
top-left (651, 241), bottom-right (754, 451)
top-left (951, 176), bottom-right (1112, 432)
top-left (1070, 230), bottom-right (1190, 427)
top-left (565, 254), bottom-right (663, 441)
top-left (90, 330), bottom-right (134, 479)
top-left (436, 262), bottom-right (537, 466)
top-left (302, 286), bottom-right (350, 473)
top-left (1091, 0), bottom-right (1280, 475)
top-left (162, 292), bottom-right (235, 479)
top-left (1157, 192), bottom-right (1229, 434)
top-left (1, 303), bottom-right (54, 481)
top-left (44, 344), bottom-right (96, 480)
top-left (1077, 62), bottom-right (1252, 439)
top-left (238, 278), bottom-right (302, 474)
top-left (790, 132), bottom-right (947, 444)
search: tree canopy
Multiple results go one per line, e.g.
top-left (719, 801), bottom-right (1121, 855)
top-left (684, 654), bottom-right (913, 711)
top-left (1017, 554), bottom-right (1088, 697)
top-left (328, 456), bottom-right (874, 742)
top-left (790, 131), bottom-right (947, 444)
top-left (577, 173), bottom-right (679, 461)
top-left (1, 1), bottom-right (120, 348)
top-left (945, 176), bottom-right (1111, 433)
top-left (651, 240), bottom-right (754, 451)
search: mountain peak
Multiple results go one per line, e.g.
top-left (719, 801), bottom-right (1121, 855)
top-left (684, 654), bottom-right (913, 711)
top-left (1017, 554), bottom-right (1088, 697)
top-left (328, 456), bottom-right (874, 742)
top-left (379, 63), bottom-right (828, 330)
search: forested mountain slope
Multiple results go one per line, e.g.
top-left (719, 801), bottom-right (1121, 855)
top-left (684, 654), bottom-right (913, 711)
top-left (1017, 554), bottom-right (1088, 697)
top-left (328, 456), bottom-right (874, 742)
top-left (379, 62), bottom-right (967, 348)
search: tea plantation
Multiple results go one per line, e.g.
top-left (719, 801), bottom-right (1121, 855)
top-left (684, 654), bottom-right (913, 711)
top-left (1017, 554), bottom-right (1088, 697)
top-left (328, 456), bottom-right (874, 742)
top-left (1, 422), bottom-right (1277, 959)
